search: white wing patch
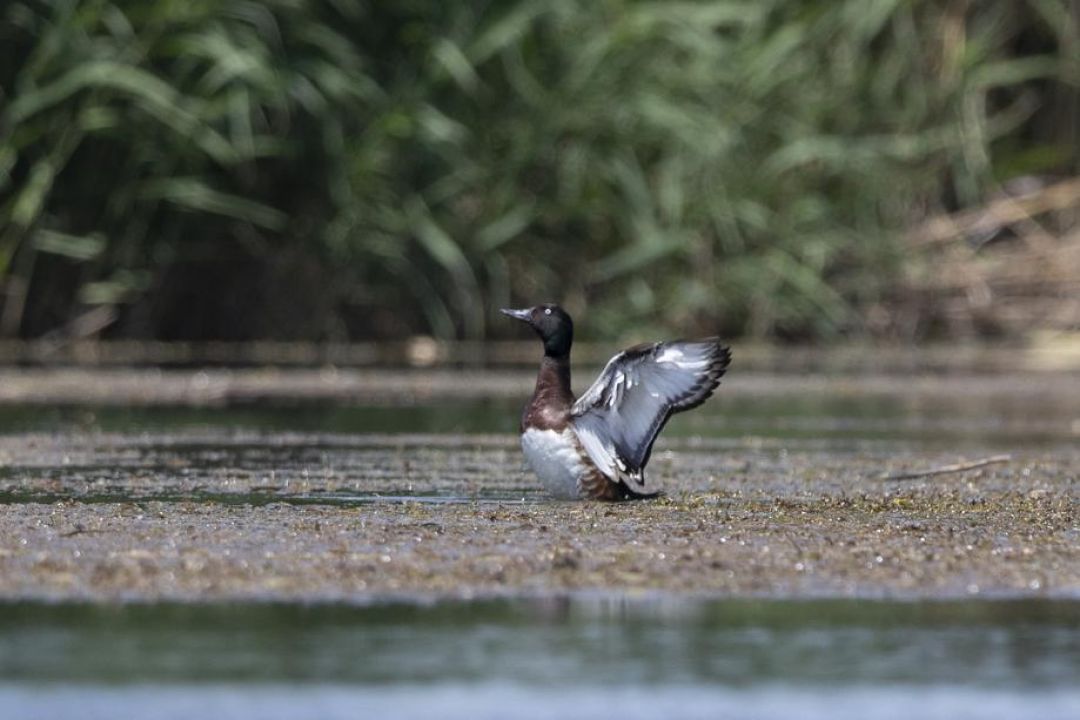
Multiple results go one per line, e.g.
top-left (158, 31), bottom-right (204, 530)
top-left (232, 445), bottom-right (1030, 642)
top-left (570, 339), bottom-right (730, 495)
top-left (654, 346), bottom-right (684, 363)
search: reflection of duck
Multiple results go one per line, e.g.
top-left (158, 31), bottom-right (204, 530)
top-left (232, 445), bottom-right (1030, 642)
top-left (501, 304), bottom-right (731, 500)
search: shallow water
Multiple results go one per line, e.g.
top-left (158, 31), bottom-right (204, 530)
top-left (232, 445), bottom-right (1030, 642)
top-left (6, 685), bottom-right (1080, 720)
top-left (2, 599), bottom-right (1079, 719)
top-left (0, 377), bottom-right (1075, 444)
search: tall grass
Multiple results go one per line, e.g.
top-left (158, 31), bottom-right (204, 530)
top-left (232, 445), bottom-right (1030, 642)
top-left (1, 1), bottom-right (1076, 342)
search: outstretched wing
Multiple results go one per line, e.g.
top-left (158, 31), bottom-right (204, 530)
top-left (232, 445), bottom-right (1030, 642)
top-left (570, 338), bottom-right (730, 495)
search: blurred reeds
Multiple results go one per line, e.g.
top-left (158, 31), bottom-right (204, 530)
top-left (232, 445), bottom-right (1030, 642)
top-left (1, 0), bottom-right (1077, 344)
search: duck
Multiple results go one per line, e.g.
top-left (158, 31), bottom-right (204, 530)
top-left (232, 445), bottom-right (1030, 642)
top-left (501, 304), bottom-right (731, 500)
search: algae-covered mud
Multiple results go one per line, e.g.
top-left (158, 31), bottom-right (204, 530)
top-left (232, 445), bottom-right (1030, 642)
top-left (0, 368), bottom-right (1076, 602)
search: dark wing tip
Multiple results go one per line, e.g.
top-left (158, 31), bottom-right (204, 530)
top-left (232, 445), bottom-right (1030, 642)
top-left (672, 338), bottom-right (731, 413)
top-left (713, 341), bottom-right (732, 373)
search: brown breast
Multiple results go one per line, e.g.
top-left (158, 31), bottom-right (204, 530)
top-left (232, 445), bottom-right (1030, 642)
top-left (521, 355), bottom-right (575, 432)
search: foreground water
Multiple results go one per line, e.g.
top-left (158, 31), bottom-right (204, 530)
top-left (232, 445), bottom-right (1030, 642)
top-left (1, 369), bottom-right (1077, 718)
top-left (2, 598), bottom-right (1079, 719)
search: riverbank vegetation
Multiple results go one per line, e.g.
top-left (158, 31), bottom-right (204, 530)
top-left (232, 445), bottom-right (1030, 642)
top-left (1, 1), bottom-right (1077, 343)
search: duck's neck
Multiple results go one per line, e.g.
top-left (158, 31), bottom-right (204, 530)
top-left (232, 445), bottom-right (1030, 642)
top-left (535, 353), bottom-right (573, 405)
top-left (523, 352), bottom-right (574, 431)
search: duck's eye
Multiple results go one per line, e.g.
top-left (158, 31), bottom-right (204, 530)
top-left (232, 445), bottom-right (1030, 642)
top-left (544, 308), bottom-right (552, 315)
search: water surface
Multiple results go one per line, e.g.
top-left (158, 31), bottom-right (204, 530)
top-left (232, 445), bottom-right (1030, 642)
top-left (2, 599), bottom-right (1078, 719)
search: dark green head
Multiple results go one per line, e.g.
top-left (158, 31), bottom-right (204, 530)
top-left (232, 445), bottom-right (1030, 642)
top-left (500, 304), bottom-right (574, 357)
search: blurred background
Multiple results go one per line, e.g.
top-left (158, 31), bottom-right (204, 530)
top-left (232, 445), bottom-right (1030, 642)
top-left (2, 7), bottom-right (1080, 718)
top-left (1, 0), bottom-right (1078, 353)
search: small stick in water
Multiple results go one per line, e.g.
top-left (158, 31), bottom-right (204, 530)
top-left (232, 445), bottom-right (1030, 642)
top-left (880, 454), bottom-right (1012, 481)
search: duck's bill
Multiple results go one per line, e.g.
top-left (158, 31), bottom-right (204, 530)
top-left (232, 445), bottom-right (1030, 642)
top-left (500, 307), bottom-right (532, 322)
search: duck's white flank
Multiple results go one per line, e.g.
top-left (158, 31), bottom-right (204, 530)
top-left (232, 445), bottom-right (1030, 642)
top-left (520, 428), bottom-right (587, 499)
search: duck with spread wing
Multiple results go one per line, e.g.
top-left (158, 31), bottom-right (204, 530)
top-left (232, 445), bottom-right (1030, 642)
top-left (501, 304), bottom-right (731, 500)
